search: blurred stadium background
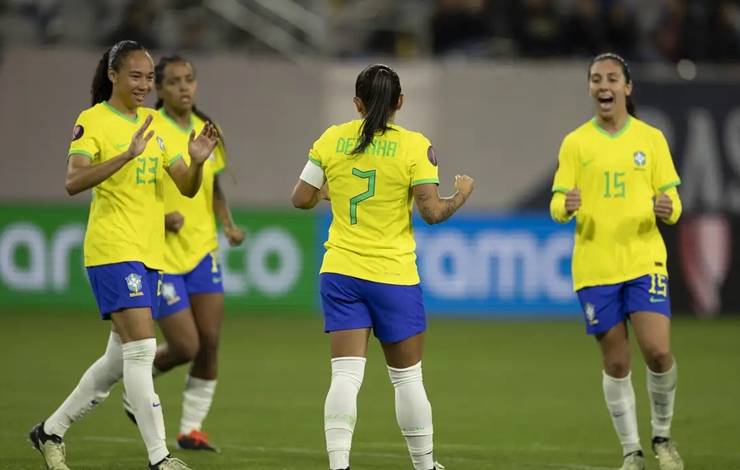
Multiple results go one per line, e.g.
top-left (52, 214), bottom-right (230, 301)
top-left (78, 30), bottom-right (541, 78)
top-left (0, 1), bottom-right (739, 469)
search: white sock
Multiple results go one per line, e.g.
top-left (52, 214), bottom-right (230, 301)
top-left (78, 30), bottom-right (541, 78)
top-left (179, 376), bottom-right (217, 435)
top-left (44, 332), bottom-right (123, 437)
top-left (123, 339), bottom-right (168, 465)
top-left (388, 362), bottom-right (434, 470)
top-left (647, 362), bottom-right (677, 439)
top-left (603, 371), bottom-right (642, 455)
top-left (324, 357), bottom-right (366, 470)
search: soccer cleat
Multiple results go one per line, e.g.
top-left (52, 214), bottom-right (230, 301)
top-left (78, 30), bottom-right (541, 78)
top-left (122, 388), bottom-right (137, 424)
top-left (620, 450), bottom-right (645, 470)
top-left (432, 462), bottom-right (446, 470)
top-left (177, 429), bottom-right (219, 452)
top-left (148, 456), bottom-right (192, 469)
top-left (652, 437), bottom-right (684, 470)
top-left (29, 422), bottom-right (70, 470)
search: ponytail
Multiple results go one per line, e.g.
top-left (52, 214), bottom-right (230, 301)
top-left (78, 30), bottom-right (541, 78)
top-left (352, 64), bottom-right (401, 155)
top-left (90, 51), bottom-right (113, 105)
top-left (90, 40), bottom-right (146, 106)
top-left (626, 96), bottom-right (637, 117)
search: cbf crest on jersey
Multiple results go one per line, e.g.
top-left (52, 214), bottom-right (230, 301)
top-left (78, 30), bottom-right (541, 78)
top-left (633, 151), bottom-right (647, 169)
top-left (584, 302), bottom-right (599, 326)
top-left (125, 273), bottom-right (144, 297)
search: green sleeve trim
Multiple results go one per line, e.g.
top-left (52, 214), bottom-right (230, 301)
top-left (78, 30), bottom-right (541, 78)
top-left (308, 155), bottom-right (321, 167)
top-left (411, 178), bottom-right (440, 187)
top-left (68, 149), bottom-right (94, 159)
top-left (168, 154), bottom-right (183, 166)
top-left (658, 179), bottom-right (681, 192)
top-left (213, 166), bottom-right (226, 174)
top-left (552, 186), bottom-right (570, 194)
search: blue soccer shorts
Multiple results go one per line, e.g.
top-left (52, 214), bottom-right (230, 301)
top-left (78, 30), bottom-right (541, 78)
top-left (156, 252), bottom-right (224, 320)
top-left (86, 261), bottom-right (162, 320)
top-left (576, 273), bottom-right (672, 335)
top-left (320, 272), bottom-right (427, 344)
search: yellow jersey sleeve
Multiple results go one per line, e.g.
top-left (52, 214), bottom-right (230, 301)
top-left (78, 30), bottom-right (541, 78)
top-left (410, 135), bottom-right (439, 186)
top-left (651, 130), bottom-right (681, 193)
top-left (68, 111), bottom-right (100, 161)
top-left (552, 133), bottom-right (578, 194)
top-left (662, 187), bottom-right (682, 225)
top-left (308, 126), bottom-right (336, 168)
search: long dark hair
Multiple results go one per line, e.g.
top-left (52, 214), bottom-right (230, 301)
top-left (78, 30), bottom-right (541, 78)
top-left (91, 40), bottom-right (146, 106)
top-left (352, 64), bottom-right (401, 154)
top-left (589, 52), bottom-right (637, 117)
top-left (154, 54), bottom-right (222, 143)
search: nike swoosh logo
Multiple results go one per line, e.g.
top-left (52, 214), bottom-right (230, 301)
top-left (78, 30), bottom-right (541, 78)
top-left (115, 143), bottom-right (128, 150)
top-left (649, 297), bottom-right (666, 303)
top-left (581, 159), bottom-right (594, 167)
top-left (153, 403), bottom-right (161, 408)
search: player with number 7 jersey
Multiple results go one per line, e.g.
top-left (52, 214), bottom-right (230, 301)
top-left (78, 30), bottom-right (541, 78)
top-left (291, 64), bottom-right (473, 470)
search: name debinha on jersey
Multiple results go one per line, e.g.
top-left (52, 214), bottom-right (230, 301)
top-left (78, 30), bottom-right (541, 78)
top-left (336, 137), bottom-right (399, 158)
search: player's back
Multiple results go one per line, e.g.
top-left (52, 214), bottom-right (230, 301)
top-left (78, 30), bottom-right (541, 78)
top-left (310, 119), bottom-right (438, 285)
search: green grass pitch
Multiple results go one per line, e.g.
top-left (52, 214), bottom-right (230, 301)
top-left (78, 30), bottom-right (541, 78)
top-left (1, 310), bottom-right (738, 469)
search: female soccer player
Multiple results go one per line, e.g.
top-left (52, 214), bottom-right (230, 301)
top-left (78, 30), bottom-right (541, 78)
top-left (122, 55), bottom-right (244, 452)
top-left (291, 64), bottom-right (474, 470)
top-left (29, 41), bottom-right (218, 470)
top-left (550, 53), bottom-right (684, 470)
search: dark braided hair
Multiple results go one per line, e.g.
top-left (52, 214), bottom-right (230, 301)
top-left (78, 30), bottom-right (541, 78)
top-left (352, 64), bottom-right (401, 155)
top-left (91, 40), bottom-right (146, 106)
top-left (589, 52), bottom-right (637, 117)
top-left (154, 55), bottom-right (222, 144)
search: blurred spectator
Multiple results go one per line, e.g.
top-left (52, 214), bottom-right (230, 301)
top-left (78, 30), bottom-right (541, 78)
top-left (511, 0), bottom-right (564, 57)
top-left (604, 1), bottom-right (639, 58)
top-left (105, 0), bottom-right (160, 49)
top-left (178, 7), bottom-right (208, 52)
top-left (562, 0), bottom-right (604, 57)
top-left (430, 0), bottom-right (492, 56)
top-left (707, 1), bottom-right (740, 63)
top-left (652, 0), bottom-right (687, 62)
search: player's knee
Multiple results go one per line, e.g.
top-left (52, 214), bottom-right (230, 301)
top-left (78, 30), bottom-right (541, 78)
top-left (172, 337), bottom-right (200, 363)
top-left (197, 330), bottom-right (220, 357)
top-left (645, 347), bottom-right (673, 372)
top-left (604, 359), bottom-right (631, 378)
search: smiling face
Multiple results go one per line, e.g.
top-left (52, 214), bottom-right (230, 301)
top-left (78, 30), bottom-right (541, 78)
top-left (157, 60), bottom-right (198, 114)
top-left (588, 58), bottom-right (632, 121)
top-left (108, 49), bottom-right (154, 109)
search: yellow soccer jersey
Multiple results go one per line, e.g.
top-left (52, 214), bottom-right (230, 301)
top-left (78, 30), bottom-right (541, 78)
top-left (550, 117), bottom-right (682, 290)
top-left (68, 102), bottom-right (182, 269)
top-left (159, 109), bottom-right (226, 274)
top-left (309, 119), bottom-right (439, 285)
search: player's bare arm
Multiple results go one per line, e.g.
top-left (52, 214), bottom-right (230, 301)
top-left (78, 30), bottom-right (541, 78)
top-left (413, 175), bottom-right (474, 225)
top-left (291, 179), bottom-right (322, 209)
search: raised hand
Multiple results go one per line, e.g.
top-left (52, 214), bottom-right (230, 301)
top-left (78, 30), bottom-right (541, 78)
top-left (565, 188), bottom-right (581, 215)
top-left (188, 122), bottom-right (219, 165)
top-left (454, 174), bottom-right (475, 200)
top-left (654, 193), bottom-right (673, 220)
top-left (126, 115), bottom-right (154, 160)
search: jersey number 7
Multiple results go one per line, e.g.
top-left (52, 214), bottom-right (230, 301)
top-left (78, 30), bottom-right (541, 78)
top-left (349, 168), bottom-right (376, 225)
